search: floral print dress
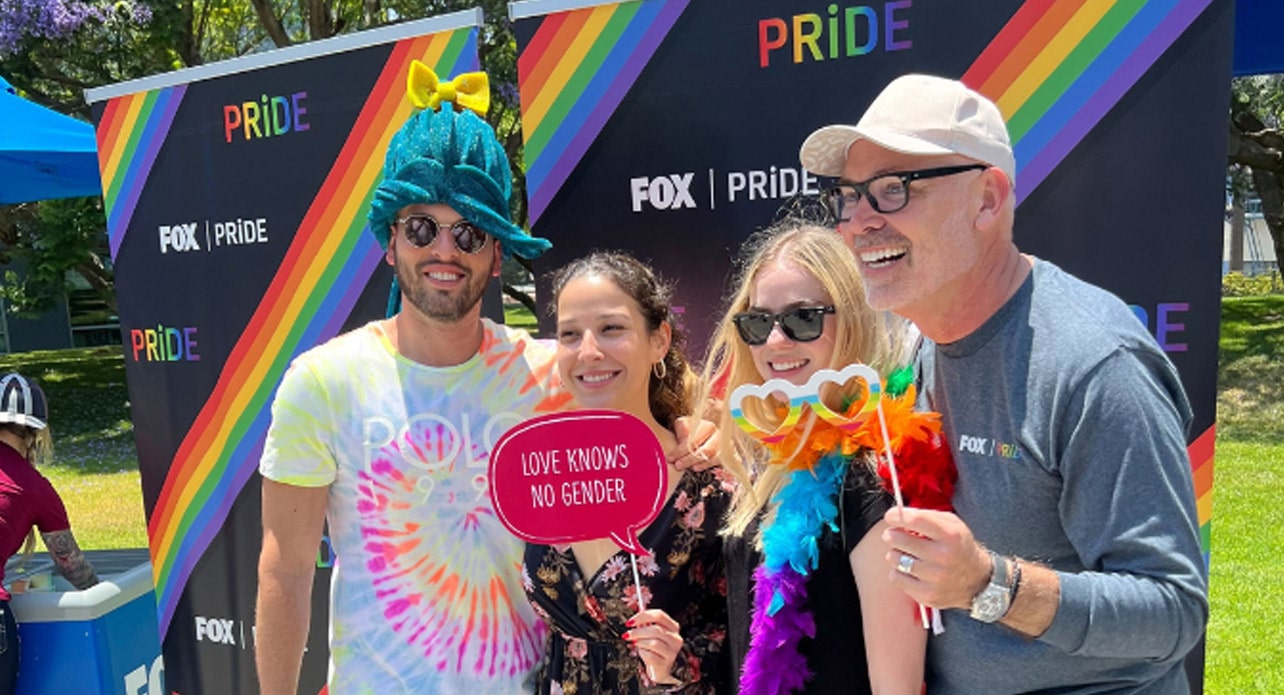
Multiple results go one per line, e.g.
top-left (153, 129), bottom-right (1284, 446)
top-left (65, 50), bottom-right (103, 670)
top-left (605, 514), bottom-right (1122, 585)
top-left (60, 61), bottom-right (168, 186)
top-left (522, 467), bottom-right (735, 694)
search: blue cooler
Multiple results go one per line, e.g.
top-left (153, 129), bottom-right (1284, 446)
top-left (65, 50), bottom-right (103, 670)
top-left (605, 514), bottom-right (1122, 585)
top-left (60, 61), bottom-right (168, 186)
top-left (6, 558), bottom-right (164, 695)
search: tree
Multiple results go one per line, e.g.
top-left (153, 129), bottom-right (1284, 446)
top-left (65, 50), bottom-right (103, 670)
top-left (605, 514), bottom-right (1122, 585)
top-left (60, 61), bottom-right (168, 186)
top-left (1227, 74), bottom-right (1284, 271)
top-left (0, 198), bottom-right (113, 315)
top-left (1, 0), bottom-right (189, 318)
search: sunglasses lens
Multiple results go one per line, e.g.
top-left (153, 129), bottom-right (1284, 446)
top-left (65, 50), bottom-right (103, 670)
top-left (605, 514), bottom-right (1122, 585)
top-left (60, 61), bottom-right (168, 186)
top-left (400, 216), bottom-right (487, 253)
top-left (825, 187), bottom-right (848, 222)
top-left (452, 222), bottom-right (487, 253)
top-left (733, 313), bottom-right (774, 346)
top-left (403, 216), bottom-right (438, 247)
top-left (780, 307), bottom-right (826, 342)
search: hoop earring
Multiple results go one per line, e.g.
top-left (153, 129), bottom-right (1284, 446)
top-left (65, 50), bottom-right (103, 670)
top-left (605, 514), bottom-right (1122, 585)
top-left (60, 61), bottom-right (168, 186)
top-left (652, 359), bottom-right (667, 379)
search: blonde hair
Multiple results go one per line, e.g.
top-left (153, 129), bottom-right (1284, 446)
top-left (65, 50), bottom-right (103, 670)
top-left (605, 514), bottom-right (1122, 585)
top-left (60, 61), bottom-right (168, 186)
top-left (700, 221), bottom-right (908, 540)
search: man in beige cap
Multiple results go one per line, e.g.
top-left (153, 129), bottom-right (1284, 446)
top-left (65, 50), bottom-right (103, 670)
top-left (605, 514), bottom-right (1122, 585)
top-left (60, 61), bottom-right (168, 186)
top-left (800, 74), bottom-right (1207, 694)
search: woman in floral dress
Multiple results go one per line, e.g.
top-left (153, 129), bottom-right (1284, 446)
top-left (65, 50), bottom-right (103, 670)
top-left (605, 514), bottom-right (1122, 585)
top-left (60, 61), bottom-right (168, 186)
top-left (522, 252), bottom-right (732, 694)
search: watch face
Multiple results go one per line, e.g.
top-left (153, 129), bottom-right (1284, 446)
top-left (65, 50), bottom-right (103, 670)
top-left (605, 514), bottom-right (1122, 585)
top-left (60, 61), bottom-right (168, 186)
top-left (972, 586), bottom-right (1010, 622)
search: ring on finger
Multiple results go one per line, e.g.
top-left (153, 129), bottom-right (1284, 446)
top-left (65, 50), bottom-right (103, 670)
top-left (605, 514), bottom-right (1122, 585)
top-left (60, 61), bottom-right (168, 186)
top-left (896, 553), bottom-right (916, 576)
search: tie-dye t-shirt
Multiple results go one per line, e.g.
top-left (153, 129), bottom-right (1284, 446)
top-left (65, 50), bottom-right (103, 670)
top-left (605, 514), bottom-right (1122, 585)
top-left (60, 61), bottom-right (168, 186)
top-left (260, 319), bottom-right (570, 694)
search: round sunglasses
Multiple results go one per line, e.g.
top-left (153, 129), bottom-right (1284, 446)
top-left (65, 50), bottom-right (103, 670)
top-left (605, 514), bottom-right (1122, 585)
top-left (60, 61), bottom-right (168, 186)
top-left (732, 305), bottom-right (835, 346)
top-left (392, 214), bottom-right (489, 254)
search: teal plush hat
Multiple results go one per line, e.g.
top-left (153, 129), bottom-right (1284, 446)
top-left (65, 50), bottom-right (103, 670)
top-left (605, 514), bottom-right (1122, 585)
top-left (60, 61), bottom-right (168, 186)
top-left (367, 65), bottom-right (551, 261)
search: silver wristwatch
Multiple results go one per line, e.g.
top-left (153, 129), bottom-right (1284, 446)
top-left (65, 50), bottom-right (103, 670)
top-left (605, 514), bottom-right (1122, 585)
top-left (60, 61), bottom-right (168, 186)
top-left (968, 549), bottom-right (1013, 623)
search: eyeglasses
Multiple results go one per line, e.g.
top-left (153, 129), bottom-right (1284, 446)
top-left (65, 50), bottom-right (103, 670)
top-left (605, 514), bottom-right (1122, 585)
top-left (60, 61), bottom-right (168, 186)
top-left (732, 305), bottom-right (835, 346)
top-left (392, 214), bottom-right (489, 254)
top-left (825, 164), bottom-right (989, 219)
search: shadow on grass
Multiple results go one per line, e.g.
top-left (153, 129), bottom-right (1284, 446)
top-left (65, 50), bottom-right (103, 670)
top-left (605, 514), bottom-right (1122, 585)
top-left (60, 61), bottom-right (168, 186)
top-left (1217, 296), bottom-right (1284, 445)
top-left (0, 346), bottom-right (136, 474)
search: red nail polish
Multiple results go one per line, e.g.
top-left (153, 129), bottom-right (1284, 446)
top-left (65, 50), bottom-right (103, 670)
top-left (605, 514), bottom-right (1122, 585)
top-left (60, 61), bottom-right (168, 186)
top-left (621, 631), bottom-right (632, 641)
top-left (625, 618), bottom-right (635, 627)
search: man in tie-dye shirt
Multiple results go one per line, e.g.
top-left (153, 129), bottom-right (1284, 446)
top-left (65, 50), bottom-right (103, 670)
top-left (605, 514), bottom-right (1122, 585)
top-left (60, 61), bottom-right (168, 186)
top-left (255, 67), bottom-right (568, 695)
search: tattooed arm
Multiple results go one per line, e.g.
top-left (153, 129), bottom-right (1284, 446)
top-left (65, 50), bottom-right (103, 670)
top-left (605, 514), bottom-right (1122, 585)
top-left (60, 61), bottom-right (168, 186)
top-left (41, 529), bottom-right (99, 590)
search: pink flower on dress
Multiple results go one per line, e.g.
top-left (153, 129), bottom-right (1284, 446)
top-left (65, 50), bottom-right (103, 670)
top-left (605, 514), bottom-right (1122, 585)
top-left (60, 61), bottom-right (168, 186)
top-left (624, 584), bottom-right (653, 612)
top-left (637, 553), bottom-right (660, 577)
top-left (673, 490), bottom-right (692, 512)
top-left (685, 652), bottom-right (701, 682)
top-left (683, 501), bottom-right (705, 529)
top-left (584, 594), bottom-right (607, 623)
top-left (712, 466), bottom-right (738, 493)
top-left (567, 636), bottom-right (589, 659)
top-left (533, 602), bottom-right (551, 621)
top-left (601, 555), bottom-right (628, 582)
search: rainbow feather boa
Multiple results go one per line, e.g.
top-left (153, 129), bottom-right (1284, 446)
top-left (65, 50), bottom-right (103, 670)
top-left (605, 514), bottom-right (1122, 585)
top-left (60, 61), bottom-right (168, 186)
top-left (738, 367), bottom-right (956, 693)
top-left (740, 452), bottom-right (849, 695)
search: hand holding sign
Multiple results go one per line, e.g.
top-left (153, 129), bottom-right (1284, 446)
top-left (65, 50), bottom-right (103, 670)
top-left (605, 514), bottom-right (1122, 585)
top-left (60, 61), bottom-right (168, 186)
top-left (489, 409), bottom-right (668, 556)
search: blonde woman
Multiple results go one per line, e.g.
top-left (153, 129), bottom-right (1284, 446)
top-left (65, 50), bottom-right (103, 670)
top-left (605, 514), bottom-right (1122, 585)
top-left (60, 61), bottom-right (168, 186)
top-left (703, 221), bottom-right (925, 695)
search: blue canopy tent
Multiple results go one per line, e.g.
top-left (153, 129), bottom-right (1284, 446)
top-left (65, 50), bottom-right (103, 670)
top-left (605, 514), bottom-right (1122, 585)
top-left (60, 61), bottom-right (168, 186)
top-left (0, 75), bottom-right (102, 204)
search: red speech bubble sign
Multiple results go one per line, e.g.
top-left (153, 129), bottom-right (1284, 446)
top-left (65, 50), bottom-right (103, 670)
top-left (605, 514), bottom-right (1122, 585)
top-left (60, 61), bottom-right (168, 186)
top-left (488, 409), bottom-right (667, 555)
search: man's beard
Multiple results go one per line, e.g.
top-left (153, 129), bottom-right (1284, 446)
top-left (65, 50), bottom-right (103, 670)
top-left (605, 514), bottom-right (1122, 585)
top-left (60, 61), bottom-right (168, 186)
top-left (395, 253), bottom-right (490, 323)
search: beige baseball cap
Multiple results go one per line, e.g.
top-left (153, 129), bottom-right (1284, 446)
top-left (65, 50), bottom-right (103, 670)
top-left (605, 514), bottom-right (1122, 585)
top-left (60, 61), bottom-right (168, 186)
top-left (799, 74), bottom-right (1016, 185)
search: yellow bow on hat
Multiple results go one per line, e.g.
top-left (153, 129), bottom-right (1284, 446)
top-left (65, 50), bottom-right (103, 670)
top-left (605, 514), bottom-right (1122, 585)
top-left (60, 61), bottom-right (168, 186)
top-left (407, 61), bottom-right (490, 116)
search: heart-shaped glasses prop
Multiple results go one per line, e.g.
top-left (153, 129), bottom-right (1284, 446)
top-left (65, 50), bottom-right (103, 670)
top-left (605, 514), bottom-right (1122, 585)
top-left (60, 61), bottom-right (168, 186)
top-left (728, 363), bottom-right (932, 630)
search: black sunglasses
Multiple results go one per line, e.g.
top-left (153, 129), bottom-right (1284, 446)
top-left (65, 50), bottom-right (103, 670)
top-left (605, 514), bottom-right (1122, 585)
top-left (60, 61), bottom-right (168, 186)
top-left (826, 164), bottom-right (989, 218)
top-left (392, 214), bottom-right (489, 254)
top-left (732, 305), bottom-right (836, 346)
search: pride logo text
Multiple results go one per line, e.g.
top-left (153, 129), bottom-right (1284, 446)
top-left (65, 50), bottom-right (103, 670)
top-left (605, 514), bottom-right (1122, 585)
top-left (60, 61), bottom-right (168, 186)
top-left (1130, 302), bottom-right (1189, 353)
top-left (223, 92), bottom-right (309, 143)
top-left (130, 325), bottom-right (201, 362)
top-left (759, 1), bottom-right (913, 68)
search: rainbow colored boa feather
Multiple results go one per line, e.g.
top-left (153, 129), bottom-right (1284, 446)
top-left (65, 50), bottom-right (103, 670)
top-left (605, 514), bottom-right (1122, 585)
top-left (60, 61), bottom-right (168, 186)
top-left (738, 367), bottom-right (955, 694)
top-left (740, 452), bottom-right (849, 694)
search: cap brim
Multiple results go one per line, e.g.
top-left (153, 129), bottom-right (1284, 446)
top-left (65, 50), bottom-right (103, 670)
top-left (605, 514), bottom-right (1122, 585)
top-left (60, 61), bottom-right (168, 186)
top-left (801, 125), bottom-right (958, 177)
top-left (800, 125), bottom-right (860, 177)
top-left (0, 414), bottom-right (46, 429)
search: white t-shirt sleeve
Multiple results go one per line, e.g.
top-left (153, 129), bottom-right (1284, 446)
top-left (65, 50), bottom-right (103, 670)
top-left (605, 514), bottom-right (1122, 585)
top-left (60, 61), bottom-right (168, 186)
top-left (259, 357), bottom-right (338, 487)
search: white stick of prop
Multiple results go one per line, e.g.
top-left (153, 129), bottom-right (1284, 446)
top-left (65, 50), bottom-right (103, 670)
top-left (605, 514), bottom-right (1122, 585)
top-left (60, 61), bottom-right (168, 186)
top-left (630, 554), bottom-right (646, 611)
top-left (874, 400), bottom-right (932, 631)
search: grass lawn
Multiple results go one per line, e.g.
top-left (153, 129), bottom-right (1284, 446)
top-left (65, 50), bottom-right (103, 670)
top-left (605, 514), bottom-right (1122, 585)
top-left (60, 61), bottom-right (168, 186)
top-left (1203, 294), bottom-right (1284, 694)
top-left (0, 346), bottom-right (146, 549)
top-left (1205, 439), bottom-right (1284, 693)
top-left (503, 302), bottom-right (540, 332)
top-left (0, 295), bottom-right (1280, 691)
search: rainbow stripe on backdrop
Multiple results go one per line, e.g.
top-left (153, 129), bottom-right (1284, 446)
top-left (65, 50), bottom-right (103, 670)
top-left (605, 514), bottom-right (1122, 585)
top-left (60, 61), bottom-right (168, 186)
top-left (110, 29), bottom-right (480, 636)
top-left (1189, 426), bottom-right (1214, 562)
top-left (96, 85), bottom-right (187, 259)
top-left (517, 0), bottom-right (690, 224)
top-left (961, 0), bottom-right (1214, 203)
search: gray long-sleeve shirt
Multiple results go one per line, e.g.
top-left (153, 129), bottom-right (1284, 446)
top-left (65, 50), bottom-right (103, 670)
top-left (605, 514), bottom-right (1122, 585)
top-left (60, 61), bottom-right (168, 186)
top-left (918, 259), bottom-right (1208, 694)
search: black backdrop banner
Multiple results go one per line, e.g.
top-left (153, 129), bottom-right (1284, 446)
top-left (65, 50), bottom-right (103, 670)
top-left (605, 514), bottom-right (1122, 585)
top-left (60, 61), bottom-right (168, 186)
top-left (512, 0), bottom-right (1231, 691)
top-left (86, 11), bottom-right (482, 693)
